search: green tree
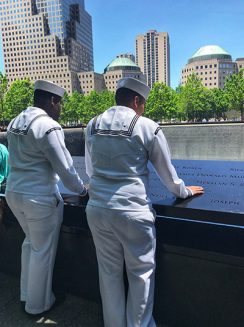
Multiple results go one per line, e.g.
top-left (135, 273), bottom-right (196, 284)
top-left (81, 90), bottom-right (115, 124)
top-left (0, 73), bottom-right (8, 121)
top-left (224, 70), bottom-right (244, 120)
top-left (175, 84), bottom-right (187, 121)
top-left (4, 79), bottom-right (34, 121)
top-left (208, 88), bottom-right (228, 120)
top-left (99, 90), bottom-right (115, 113)
top-left (145, 82), bottom-right (177, 122)
top-left (54, 90), bottom-right (115, 126)
top-left (180, 74), bottom-right (211, 121)
top-left (82, 91), bottom-right (101, 124)
top-left (60, 91), bottom-right (85, 125)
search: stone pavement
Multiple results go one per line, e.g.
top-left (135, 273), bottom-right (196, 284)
top-left (0, 272), bottom-right (103, 327)
top-left (0, 273), bottom-right (166, 327)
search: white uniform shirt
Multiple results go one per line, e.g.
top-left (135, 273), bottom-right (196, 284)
top-left (6, 106), bottom-right (85, 195)
top-left (85, 106), bottom-right (191, 211)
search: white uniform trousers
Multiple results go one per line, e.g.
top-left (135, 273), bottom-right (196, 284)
top-left (86, 205), bottom-right (157, 327)
top-left (5, 191), bottom-right (63, 314)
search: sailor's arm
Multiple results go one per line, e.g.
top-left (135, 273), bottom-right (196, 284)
top-left (144, 123), bottom-right (203, 198)
top-left (41, 125), bottom-right (87, 195)
top-left (84, 120), bottom-right (93, 179)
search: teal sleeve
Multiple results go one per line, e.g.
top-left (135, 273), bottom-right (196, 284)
top-left (0, 144), bottom-right (9, 183)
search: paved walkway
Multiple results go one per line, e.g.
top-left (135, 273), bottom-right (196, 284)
top-left (0, 273), bottom-right (166, 327)
top-left (0, 272), bottom-right (103, 327)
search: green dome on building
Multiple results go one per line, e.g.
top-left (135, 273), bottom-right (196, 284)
top-left (104, 57), bottom-right (141, 73)
top-left (188, 45), bottom-right (232, 64)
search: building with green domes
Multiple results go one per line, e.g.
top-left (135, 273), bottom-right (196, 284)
top-left (78, 54), bottom-right (146, 94)
top-left (181, 45), bottom-right (239, 89)
top-left (103, 54), bottom-right (146, 92)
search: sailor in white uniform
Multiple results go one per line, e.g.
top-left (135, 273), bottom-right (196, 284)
top-left (85, 77), bottom-right (204, 327)
top-left (5, 80), bottom-right (87, 315)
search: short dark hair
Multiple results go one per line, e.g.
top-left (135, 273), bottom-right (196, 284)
top-left (115, 88), bottom-right (145, 106)
top-left (34, 89), bottom-right (62, 106)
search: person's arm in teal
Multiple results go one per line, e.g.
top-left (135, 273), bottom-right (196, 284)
top-left (0, 144), bottom-right (9, 182)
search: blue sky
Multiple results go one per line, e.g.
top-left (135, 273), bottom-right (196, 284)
top-left (0, 0), bottom-right (244, 89)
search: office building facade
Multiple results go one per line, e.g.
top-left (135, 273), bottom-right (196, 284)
top-left (135, 30), bottom-right (170, 88)
top-left (181, 45), bottom-right (239, 89)
top-left (103, 54), bottom-right (146, 92)
top-left (236, 58), bottom-right (244, 73)
top-left (78, 71), bottom-right (106, 95)
top-left (0, 0), bottom-right (93, 94)
top-left (76, 54), bottom-right (145, 95)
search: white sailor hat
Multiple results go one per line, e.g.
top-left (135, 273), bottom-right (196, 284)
top-left (116, 77), bottom-right (150, 100)
top-left (34, 80), bottom-right (65, 97)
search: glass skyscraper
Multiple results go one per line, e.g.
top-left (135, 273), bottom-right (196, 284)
top-left (0, 0), bottom-right (93, 93)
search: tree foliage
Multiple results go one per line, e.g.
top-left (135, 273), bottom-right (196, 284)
top-left (208, 88), bottom-right (228, 119)
top-left (4, 79), bottom-right (34, 121)
top-left (224, 70), bottom-right (244, 120)
top-left (82, 90), bottom-right (115, 124)
top-left (0, 78), bottom-right (115, 125)
top-left (60, 91), bottom-right (85, 125)
top-left (179, 74), bottom-right (212, 121)
top-left (145, 83), bottom-right (177, 121)
top-left (0, 73), bottom-right (8, 120)
top-left (1, 72), bottom-right (244, 124)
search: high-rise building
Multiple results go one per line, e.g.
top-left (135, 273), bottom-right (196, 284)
top-left (0, 0), bottom-right (93, 94)
top-left (135, 30), bottom-right (170, 88)
top-left (181, 45), bottom-right (238, 89)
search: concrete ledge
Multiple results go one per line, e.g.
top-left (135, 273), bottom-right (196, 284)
top-left (1, 123), bottom-right (244, 160)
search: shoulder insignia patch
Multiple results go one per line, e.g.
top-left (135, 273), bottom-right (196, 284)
top-left (46, 127), bottom-right (62, 135)
top-left (154, 127), bottom-right (161, 135)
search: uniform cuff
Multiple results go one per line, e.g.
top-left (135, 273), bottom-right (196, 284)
top-left (80, 186), bottom-right (88, 197)
top-left (186, 187), bottom-right (193, 197)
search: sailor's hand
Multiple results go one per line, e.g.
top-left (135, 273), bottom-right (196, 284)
top-left (186, 186), bottom-right (204, 196)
